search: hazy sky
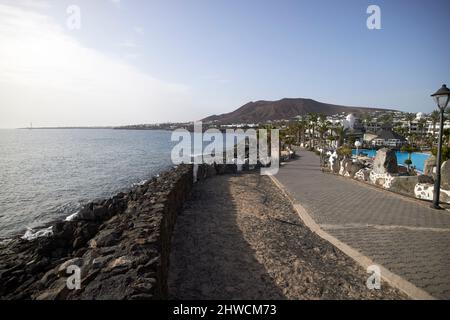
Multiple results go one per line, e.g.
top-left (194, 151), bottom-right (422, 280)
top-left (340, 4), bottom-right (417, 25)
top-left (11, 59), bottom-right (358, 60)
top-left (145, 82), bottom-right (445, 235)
top-left (0, 0), bottom-right (449, 128)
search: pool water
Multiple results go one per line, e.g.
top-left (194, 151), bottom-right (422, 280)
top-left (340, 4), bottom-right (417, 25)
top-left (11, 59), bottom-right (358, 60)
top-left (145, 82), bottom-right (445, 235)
top-left (352, 149), bottom-right (431, 172)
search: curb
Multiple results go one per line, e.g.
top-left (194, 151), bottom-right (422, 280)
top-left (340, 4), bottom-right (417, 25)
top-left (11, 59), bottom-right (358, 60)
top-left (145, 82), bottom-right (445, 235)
top-left (268, 174), bottom-right (436, 300)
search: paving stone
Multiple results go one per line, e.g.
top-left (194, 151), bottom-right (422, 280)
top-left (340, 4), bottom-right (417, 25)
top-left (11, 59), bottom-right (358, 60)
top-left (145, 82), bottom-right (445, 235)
top-left (276, 149), bottom-right (450, 299)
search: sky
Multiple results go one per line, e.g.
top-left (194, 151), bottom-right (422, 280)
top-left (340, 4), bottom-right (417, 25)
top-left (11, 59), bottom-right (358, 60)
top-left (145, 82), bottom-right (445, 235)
top-left (0, 0), bottom-right (449, 128)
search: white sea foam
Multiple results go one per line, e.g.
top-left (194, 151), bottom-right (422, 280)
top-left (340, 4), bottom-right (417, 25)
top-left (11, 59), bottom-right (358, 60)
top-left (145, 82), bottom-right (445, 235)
top-left (21, 226), bottom-right (53, 241)
top-left (131, 179), bottom-right (148, 188)
top-left (65, 211), bottom-right (79, 222)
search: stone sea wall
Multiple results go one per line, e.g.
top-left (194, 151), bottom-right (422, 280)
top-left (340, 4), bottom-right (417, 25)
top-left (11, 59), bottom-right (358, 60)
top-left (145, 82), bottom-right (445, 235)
top-left (324, 148), bottom-right (450, 204)
top-left (0, 162), bottom-right (240, 300)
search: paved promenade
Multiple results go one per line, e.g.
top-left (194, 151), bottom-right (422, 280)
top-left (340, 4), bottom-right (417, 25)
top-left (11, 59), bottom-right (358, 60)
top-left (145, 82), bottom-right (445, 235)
top-left (275, 149), bottom-right (450, 299)
top-left (169, 172), bottom-right (402, 299)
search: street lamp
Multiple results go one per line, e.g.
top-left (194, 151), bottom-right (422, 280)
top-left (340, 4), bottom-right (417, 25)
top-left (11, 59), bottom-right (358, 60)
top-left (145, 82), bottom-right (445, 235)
top-left (355, 140), bottom-right (362, 157)
top-left (431, 84), bottom-right (450, 209)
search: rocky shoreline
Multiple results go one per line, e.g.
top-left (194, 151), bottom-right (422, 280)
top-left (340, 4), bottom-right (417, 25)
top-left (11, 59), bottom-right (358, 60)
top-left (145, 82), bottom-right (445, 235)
top-left (1, 124), bottom-right (268, 301)
top-left (0, 155), bottom-right (406, 300)
top-left (0, 163), bottom-right (238, 300)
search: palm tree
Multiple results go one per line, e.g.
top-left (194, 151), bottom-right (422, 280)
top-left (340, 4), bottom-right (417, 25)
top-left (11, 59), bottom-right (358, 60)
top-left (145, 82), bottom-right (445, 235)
top-left (379, 113), bottom-right (394, 127)
top-left (298, 118), bottom-right (308, 145)
top-left (327, 135), bottom-right (336, 148)
top-left (317, 121), bottom-right (330, 147)
top-left (318, 113), bottom-right (327, 125)
top-left (417, 118), bottom-right (427, 147)
top-left (444, 128), bottom-right (450, 147)
top-left (430, 110), bottom-right (440, 137)
top-left (361, 112), bottom-right (372, 129)
top-left (282, 125), bottom-right (296, 148)
top-left (405, 113), bottom-right (416, 134)
top-left (428, 110), bottom-right (440, 148)
top-left (401, 144), bottom-right (418, 172)
top-left (408, 132), bottom-right (418, 146)
top-left (394, 125), bottom-right (407, 137)
top-left (445, 108), bottom-right (450, 121)
top-left (333, 124), bottom-right (345, 148)
top-left (287, 120), bottom-right (305, 146)
top-left (307, 112), bottom-right (319, 147)
top-left (292, 121), bottom-right (300, 145)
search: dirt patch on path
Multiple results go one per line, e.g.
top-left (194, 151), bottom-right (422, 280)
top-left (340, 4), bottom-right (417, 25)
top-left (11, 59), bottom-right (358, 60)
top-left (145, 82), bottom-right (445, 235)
top-left (168, 172), bottom-right (405, 299)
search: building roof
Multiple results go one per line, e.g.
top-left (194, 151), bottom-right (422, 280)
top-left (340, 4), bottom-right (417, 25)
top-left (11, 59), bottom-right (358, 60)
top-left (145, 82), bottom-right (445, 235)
top-left (374, 128), bottom-right (407, 141)
top-left (344, 128), bottom-right (365, 137)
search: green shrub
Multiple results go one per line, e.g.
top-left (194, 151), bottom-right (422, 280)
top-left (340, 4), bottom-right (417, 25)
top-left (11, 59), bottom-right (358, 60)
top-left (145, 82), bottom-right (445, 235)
top-left (337, 146), bottom-right (352, 158)
top-left (431, 145), bottom-right (450, 162)
top-left (401, 144), bottom-right (418, 154)
top-left (404, 159), bottom-right (412, 166)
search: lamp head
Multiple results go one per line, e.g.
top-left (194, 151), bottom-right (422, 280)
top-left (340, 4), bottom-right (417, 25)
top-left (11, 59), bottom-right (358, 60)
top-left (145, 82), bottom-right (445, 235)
top-left (431, 84), bottom-right (450, 111)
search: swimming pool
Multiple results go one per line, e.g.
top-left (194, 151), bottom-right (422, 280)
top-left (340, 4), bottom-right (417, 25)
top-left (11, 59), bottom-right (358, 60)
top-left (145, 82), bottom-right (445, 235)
top-left (352, 149), bottom-right (431, 172)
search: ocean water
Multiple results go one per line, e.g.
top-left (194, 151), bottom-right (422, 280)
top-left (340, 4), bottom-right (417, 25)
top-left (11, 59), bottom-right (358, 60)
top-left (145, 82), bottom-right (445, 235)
top-left (0, 129), bottom-right (177, 238)
top-left (352, 149), bottom-right (431, 172)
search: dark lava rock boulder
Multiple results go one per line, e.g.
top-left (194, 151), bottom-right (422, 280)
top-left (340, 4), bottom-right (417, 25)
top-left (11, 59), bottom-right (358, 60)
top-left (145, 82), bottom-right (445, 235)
top-left (348, 162), bottom-right (365, 178)
top-left (389, 176), bottom-right (419, 195)
top-left (418, 174), bottom-right (434, 184)
top-left (373, 148), bottom-right (398, 174)
top-left (341, 159), bottom-right (353, 175)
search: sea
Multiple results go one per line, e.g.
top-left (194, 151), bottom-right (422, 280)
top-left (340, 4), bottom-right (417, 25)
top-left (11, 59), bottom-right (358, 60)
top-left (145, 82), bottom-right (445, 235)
top-left (0, 129), bottom-right (179, 239)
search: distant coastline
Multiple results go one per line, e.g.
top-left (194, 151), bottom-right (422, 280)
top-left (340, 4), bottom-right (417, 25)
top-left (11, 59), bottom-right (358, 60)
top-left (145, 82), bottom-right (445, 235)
top-left (18, 126), bottom-right (115, 130)
top-left (17, 126), bottom-right (173, 131)
top-left (15, 125), bottom-right (247, 133)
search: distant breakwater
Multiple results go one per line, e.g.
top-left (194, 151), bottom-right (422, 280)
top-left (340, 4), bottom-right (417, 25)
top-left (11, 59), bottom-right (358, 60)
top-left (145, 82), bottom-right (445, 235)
top-left (0, 162), bottom-right (250, 300)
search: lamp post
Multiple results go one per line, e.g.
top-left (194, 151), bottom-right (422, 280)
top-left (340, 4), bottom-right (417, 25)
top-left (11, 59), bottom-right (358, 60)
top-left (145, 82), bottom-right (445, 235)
top-left (355, 140), bottom-right (362, 157)
top-left (431, 84), bottom-right (450, 209)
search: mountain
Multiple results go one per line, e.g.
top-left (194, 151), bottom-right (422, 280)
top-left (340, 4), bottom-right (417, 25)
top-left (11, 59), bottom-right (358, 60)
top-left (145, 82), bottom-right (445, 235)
top-left (202, 98), bottom-right (394, 124)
